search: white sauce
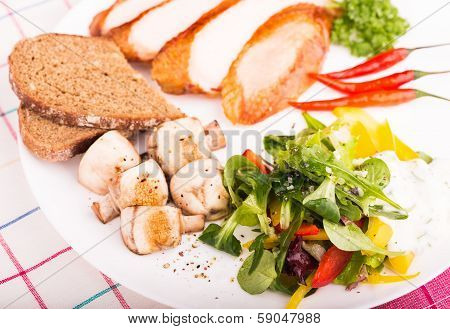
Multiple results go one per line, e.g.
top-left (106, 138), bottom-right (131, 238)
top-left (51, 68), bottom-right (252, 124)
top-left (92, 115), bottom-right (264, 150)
top-left (375, 151), bottom-right (450, 255)
top-left (129, 0), bottom-right (223, 61)
top-left (102, 0), bottom-right (166, 34)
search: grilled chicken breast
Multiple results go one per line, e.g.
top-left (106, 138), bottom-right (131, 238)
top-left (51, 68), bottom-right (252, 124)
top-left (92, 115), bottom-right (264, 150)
top-left (222, 3), bottom-right (331, 124)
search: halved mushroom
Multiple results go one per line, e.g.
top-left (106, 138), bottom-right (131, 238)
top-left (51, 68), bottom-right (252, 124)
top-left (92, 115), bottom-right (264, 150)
top-left (79, 131), bottom-right (140, 195)
top-left (170, 158), bottom-right (229, 220)
top-left (147, 117), bottom-right (226, 176)
top-left (121, 206), bottom-right (205, 254)
top-left (92, 159), bottom-right (168, 223)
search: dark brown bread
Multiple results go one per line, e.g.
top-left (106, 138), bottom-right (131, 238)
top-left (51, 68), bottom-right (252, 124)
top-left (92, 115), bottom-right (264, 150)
top-left (9, 34), bottom-right (184, 130)
top-left (18, 104), bottom-right (132, 162)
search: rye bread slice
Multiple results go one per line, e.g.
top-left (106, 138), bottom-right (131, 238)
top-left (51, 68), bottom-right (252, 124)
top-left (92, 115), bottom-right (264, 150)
top-left (9, 33), bottom-right (184, 130)
top-left (18, 104), bottom-right (132, 162)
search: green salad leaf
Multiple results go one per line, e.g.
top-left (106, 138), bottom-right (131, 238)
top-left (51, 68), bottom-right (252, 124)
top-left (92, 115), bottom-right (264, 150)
top-left (303, 177), bottom-right (340, 222)
top-left (275, 210), bottom-right (304, 274)
top-left (248, 233), bottom-right (267, 274)
top-left (237, 250), bottom-right (277, 295)
top-left (359, 158), bottom-right (390, 188)
top-left (323, 220), bottom-right (403, 257)
top-left (302, 112), bottom-right (326, 131)
top-left (334, 252), bottom-right (365, 285)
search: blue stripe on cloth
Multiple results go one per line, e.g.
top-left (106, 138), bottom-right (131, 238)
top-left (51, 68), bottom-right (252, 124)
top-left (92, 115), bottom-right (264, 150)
top-left (0, 108), bottom-right (17, 117)
top-left (0, 207), bottom-right (40, 231)
top-left (0, 0), bottom-right (57, 22)
top-left (73, 283), bottom-right (122, 309)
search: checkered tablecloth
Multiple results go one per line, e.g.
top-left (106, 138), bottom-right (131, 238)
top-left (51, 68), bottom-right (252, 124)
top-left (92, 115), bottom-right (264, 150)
top-left (0, 0), bottom-right (449, 309)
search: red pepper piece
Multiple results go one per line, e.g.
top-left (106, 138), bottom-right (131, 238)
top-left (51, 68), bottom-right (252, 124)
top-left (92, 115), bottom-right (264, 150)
top-left (314, 70), bottom-right (447, 94)
top-left (295, 223), bottom-right (320, 236)
top-left (324, 43), bottom-right (450, 79)
top-left (289, 89), bottom-right (449, 111)
top-left (242, 149), bottom-right (270, 174)
top-left (311, 246), bottom-right (353, 288)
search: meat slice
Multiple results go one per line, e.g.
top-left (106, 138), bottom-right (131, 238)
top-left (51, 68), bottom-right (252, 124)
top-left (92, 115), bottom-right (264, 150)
top-left (109, 0), bottom-right (224, 62)
top-left (151, 0), bottom-right (240, 94)
top-left (90, 0), bottom-right (167, 36)
top-left (154, 0), bottom-right (319, 94)
top-left (221, 3), bottom-right (331, 124)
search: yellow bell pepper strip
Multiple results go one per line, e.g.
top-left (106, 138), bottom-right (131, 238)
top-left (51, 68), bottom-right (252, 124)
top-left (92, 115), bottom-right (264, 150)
top-left (350, 121), bottom-right (377, 158)
top-left (366, 272), bottom-right (419, 284)
top-left (242, 234), bottom-right (279, 249)
top-left (302, 229), bottom-right (329, 241)
top-left (388, 252), bottom-right (415, 274)
top-left (286, 272), bottom-right (315, 309)
top-left (268, 198), bottom-right (281, 227)
top-left (332, 107), bottom-right (418, 160)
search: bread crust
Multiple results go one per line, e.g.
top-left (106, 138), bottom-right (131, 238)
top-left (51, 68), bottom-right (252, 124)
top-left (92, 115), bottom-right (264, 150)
top-left (151, 0), bottom-right (240, 94)
top-left (221, 4), bottom-right (332, 124)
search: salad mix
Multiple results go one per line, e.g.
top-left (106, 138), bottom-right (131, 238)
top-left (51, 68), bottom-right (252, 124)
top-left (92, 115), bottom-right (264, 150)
top-left (199, 107), bottom-right (420, 308)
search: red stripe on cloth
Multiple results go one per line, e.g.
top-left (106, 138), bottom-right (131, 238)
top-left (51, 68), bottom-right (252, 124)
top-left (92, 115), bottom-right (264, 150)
top-left (1, 5), bottom-right (26, 38)
top-left (420, 286), bottom-right (436, 309)
top-left (0, 106), bottom-right (17, 141)
top-left (0, 234), bottom-right (47, 308)
top-left (0, 247), bottom-right (72, 285)
top-left (101, 273), bottom-right (130, 309)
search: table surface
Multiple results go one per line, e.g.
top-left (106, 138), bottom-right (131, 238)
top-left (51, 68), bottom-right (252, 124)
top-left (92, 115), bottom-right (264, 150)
top-left (0, 0), bottom-right (449, 309)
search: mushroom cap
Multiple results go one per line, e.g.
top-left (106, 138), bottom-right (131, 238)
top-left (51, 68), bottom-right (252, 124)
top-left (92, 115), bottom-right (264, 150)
top-left (112, 159), bottom-right (169, 209)
top-left (121, 206), bottom-right (183, 255)
top-left (170, 158), bottom-right (229, 220)
top-left (79, 131), bottom-right (140, 195)
top-left (149, 117), bottom-right (211, 176)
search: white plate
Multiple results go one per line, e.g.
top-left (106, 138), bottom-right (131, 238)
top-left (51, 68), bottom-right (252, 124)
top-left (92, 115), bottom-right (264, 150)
top-left (19, 0), bottom-right (450, 308)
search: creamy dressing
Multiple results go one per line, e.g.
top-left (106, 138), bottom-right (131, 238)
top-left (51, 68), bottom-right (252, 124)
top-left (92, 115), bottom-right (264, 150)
top-left (102, 0), bottom-right (166, 34)
top-left (189, 0), bottom-right (326, 92)
top-left (375, 151), bottom-right (450, 255)
top-left (129, 0), bottom-right (223, 60)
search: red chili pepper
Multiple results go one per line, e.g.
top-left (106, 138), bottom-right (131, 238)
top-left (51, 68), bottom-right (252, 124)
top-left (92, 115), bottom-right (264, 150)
top-left (295, 223), bottom-right (320, 236)
top-left (289, 89), bottom-right (449, 111)
top-left (314, 70), bottom-right (448, 94)
top-left (324, 43), bottom-right (450, 79)
top-left (311, 246), bottom-right (353, 288)
top-left (242, 149), bottom-right (271, 174)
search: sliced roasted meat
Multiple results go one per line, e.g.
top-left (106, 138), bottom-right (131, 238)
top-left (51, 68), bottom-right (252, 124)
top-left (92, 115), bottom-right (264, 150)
top-left (170, 159), bottom-right (229, 220)
top-left (121, 206), bottom-right (205, 254)
top-left (78, 131), bottom-right (140, 195)
top-left (222, 3), bottom-right (331, 124)
top-left (151, 0), bottom-right (240, 94)
top-left (91, 159), bottom-right (168, 223)
top-left (90, 0), bottom-right (167, 36)
top-left (147, 117), bottom-right (219, 176)
top-left (109, 0), bottom-right (224, 61)
top-left (154, 0), bottom-right (311, 94)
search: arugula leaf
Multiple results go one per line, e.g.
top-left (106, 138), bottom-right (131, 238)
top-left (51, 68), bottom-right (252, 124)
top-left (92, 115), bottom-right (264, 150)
top-left (249, 234), bottom-right (266, 274)
top-left (302, 112), bottom-right (326, 131)
top-left (303, 178), bottom-right (340, 222)
top-left (237, 250), bottom-right (277, 295)
top-left (334, 252), bottom-right (365, 285)
top-left (338, 199), bottom-right (362, 221)
top-left (264, 135), bottom-right (294, 158)
top-left (275, 209), bottom-right (304, 274)
top-left (323, 220), bottom-right (402, 257)
top-left (369, 204), bottom-right (408, 220)
top-left (359, 158), bottom-right (390, 188)
top-left (294, 144), bottom-right (404, 211)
